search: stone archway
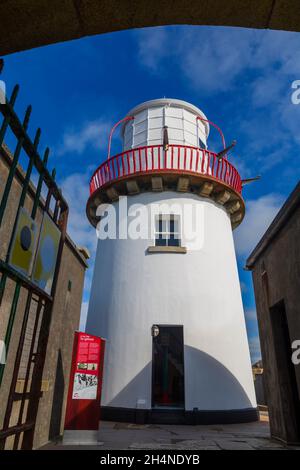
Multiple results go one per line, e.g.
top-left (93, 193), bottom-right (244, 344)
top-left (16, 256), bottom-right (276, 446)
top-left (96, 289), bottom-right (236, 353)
top-left (0, 0), bottom-right (299, 56)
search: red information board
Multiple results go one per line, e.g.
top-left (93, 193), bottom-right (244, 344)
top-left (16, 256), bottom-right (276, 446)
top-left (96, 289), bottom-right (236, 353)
top-left (64, 331), bottom-right (105, 431)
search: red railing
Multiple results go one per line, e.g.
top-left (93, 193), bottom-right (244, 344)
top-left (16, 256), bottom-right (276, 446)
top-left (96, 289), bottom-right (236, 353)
top-left (89, 144), bottom-right (242, 196)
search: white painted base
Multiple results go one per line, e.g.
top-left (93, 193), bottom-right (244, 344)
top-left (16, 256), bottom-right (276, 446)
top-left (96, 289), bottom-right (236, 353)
top-left (87, 192), bottom-right (257, 412)
top-left (62, 430), bottom-right (103, 446)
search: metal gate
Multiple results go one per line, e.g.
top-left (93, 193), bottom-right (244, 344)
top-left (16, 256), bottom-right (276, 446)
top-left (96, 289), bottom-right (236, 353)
top-left (0, 84), bottom-right (68, 449)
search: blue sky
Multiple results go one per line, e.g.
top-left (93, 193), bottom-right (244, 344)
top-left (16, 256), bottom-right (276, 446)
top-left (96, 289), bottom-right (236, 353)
top-left (2, 25), bottom-right (300, 363)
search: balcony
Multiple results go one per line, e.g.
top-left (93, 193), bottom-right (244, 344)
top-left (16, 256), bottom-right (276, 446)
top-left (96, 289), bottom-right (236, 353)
top-left (90, 144), bottom-right (242, 195)
top-left (87, 144), bottom-right (244, 228)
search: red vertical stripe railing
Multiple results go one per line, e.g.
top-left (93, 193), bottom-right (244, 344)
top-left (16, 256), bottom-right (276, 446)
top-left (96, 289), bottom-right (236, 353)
top-left (90, 144), bottom-right (242, 195)
top-left (201, 150), bottom-right (205, 174)
top-left (121, 154), bottom-right (125, 177)
top-left (126, 153), bottom-right (130, 176)
top-left (158, 146), bottom-right (161, 170)
top-left (138, 148), bottom-right (142, 172)
top-left (211, 153), bottom-right (216, 177)
top-left (207, 152), bottom-right (211, 176)
top-left (116, 156), bottom-right (120, 179)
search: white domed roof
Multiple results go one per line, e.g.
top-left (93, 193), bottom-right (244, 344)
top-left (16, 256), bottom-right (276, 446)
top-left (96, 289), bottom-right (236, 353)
top-left (122, 98), bottom-right (209, 151)
top-left (123, 98), bottom-right (209, 137)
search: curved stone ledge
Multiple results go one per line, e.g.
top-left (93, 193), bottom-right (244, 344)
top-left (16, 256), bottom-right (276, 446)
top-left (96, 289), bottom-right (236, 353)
top-left (86, 171), bottom-right (245, 230)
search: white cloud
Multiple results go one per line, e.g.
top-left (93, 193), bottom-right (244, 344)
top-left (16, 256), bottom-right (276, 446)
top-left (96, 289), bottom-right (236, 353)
top-left (60, 170), bottom-right (97, 253)
top-left (248, 336), bottom-right (262, 364)
top-left (243, 308), bottom-right (261, 363)
top-left (240, 281), bottom-right (248, 293)
top-left (136, 26), bottom-right (300, 95)
top-left (252, 31), bottom-right (300, 74)
top-left (229, 155), bottom-right (253, 180)
top-left (260, 144), bottom-right (292, 172)
top-left (79, 301), bottom-right (89, 332)
top-left (135, 27), bottom-right (300, 152)
top-left (136, 26), bottom-right (260, 92)
top-left (234, 193), bottom-right (284, 257)
top-left (244, 308), bottom-right (257, 322)
top-left (181, 27), bottom-right (258, 92)
top-left (137, 26), bottom-right (258, 91)
top-left (59, 170), bottom-right (99, 329)
top-left (279, 97), bottom-right (300, 145)
top-left (57, 119), bottom-right (111, 155)
top-left (251, 74), bottom-right (284, 108)
top-left (137, 27), bottom-right (170, 72)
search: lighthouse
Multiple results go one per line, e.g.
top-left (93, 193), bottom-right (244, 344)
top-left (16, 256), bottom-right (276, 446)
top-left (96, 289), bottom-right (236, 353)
top-left (86, 99), bottom-right (257, 424)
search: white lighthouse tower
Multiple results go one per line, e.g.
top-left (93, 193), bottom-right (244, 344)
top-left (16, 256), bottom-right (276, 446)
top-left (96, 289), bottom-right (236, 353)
top-left (86, 99), bottom-right (257, 424)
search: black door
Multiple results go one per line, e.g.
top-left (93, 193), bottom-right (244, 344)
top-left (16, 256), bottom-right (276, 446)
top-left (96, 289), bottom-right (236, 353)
top-left (270, 300), bottom-right (300, 441)
top-left (152, 325), bottom-right (184, 408)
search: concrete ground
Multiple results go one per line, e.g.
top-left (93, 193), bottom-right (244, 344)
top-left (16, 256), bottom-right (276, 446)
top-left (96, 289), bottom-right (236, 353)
top-left (41, 413), bottom-right (300, 450)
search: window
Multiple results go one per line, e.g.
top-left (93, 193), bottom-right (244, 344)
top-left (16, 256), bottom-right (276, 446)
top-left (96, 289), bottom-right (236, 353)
top-left (155, 215), bottom-right (180, 247)
top-left (199, 137), bottom-right (206, 150)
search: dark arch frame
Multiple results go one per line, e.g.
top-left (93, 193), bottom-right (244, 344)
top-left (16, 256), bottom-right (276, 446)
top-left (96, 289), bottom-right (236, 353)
top-left (0, 0), bottom-right (300, 57)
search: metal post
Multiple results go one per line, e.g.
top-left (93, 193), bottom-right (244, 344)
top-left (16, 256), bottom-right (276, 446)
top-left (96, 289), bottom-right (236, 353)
top-left (0, 85), bottom-right (19, 147)
top-left (0, 105), bottom-right (32, 226)
top-left (0, 291), bottom-right (33, 447)
top-left (31, 147), bottom-right (49, 220)
top-left (5, 128), bottom-right (41, 262)
top-left (0, 282), bottom-right (21, 386)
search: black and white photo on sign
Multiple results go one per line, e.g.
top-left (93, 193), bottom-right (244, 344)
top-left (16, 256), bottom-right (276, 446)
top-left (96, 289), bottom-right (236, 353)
top-left (72, 373), bottom-right (98, 400)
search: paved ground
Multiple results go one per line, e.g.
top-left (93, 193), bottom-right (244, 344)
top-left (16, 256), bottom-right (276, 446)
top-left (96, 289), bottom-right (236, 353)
top-left (42, 413), bottom-right (300, 450)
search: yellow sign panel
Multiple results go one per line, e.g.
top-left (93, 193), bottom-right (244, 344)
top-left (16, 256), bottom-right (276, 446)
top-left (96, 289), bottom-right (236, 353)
top-left (32, 213), bottom-right (61, 295)
top-left (9, 207), bottom-right (38, 277)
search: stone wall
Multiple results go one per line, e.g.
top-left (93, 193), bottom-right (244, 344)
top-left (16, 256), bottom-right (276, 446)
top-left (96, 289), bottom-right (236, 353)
top-left (250, 201), bottom-right (300, 443)
top-left (0, 144), bottom-right (88, 449)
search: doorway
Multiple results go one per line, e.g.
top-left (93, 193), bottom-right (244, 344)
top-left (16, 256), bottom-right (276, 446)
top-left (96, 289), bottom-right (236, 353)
top-left (152, 325), bottom-right (184, 409)
top-left (270, 300), bottom-right (300, 440)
